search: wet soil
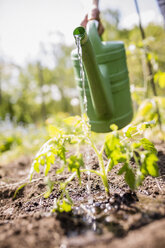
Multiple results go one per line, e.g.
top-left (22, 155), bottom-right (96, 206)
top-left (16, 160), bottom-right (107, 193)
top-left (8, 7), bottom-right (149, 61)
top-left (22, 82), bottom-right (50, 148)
top-left (0, 143), bottom-right (165, 248)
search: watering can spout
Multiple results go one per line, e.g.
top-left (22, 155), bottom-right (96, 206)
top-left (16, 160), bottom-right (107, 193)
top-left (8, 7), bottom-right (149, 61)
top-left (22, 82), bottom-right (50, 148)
top-left (73, 25), bottom-right (114, 119)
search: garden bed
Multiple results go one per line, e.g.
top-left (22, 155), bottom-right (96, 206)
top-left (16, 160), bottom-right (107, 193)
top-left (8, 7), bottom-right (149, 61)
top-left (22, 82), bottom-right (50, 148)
top-left (0, 142), bottom-right (165, 248)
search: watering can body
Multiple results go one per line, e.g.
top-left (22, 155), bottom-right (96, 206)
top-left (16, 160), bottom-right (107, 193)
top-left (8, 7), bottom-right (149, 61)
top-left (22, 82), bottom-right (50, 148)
top-left (71, 21), bottom-right (133, 133)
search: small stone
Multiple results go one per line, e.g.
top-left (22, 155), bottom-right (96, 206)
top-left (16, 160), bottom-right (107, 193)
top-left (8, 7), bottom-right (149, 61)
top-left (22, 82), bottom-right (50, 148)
top-left (109, 198), bottom-right (115, 204)
top-left (105, 203), bottom-right (111, 210)
top-left (4, 208), bottom-right (14, 215)
top-left (100, 203), bottom-right (106, 209)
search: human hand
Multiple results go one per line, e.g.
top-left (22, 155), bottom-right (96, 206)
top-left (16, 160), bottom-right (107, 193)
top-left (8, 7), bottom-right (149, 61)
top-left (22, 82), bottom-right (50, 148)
top-left (80, 7), bottom-right (104, 36)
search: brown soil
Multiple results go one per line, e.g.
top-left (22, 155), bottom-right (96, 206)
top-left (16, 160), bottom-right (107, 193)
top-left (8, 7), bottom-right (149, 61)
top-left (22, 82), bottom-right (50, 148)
top-left (0, 143), bottom-right (165, 248)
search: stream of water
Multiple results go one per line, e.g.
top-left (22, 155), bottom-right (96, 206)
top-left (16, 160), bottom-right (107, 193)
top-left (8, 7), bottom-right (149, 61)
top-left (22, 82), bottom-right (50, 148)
top-left (74, 35), bottom-right (87, 113)
top-left (75, 35), bottom-right (93, 204)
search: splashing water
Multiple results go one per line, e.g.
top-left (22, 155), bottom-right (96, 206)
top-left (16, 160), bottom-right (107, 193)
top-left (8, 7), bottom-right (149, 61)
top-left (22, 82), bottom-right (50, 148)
top-left (75, 34), bottom-right (93, 203)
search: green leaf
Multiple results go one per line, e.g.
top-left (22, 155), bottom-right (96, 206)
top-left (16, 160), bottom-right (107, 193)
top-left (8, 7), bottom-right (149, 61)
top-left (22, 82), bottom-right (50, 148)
top-left (44, 162), bottom-right (51, 176)
top-left (44, 191), bottom-right (51, 198)
top-left (64, 116), bottom-right (81, 127)
top-left (39, 156), bottom-right (45, 166)
top-left (118, 163), bottom-right (135, 190)
top-left (147, 52), bottom-right (153, 61)
top-left (140, 138), bottom-right (157, 154)
top-left (105, 133), bottom-right (120, 157)
top-left (44, 178), bottom-right (54, 198)
top-left (33, 160), bottom-right (40, 173)
top-left (61, 199), bottom-right (72, 212)
top-left (145, 153), bottom-right (159, 177)
top-left (13, 183), bottom-right (27, 199)
top-left (47, 177), bottom-right (54, 191)
top-left (154, 71), bottom-right (165, 88)
top-left (57, 145), bottom-right (66, 162)
top-left (111, 150), bottom-right (127, 164)
top-left (118, 163), bottom-right (127, 175)
top-left (159, 72), bottom-right (165, 88)
top-left (138, 121), bottom-right (156, 131)
top-left (52, 198), bottom-right (72, 213)
top-left (131, 142), bottom-right (141, 149)
top-left (140, 161), bottom-right (149, 176)
top-left (47, 153), bottom-right (55, 164)
top-left (110, 124), bottom-right (118, 131)
top-left (67, 154), bottom-right (84, 180)
top-left (125, 168), bottom-right (136, 190)
top-left (124, 126), bottom-right (138, 138)
top-left (138, 101), bottom-right (153, 117)
top-left (47, 125), bottom-right (63, 138)
top-left (44, 153), bottom-right (55, 176)
top-left (56, 165), bottom-right (65, 174)
top-left (105, 132), bottom-right (126, 164)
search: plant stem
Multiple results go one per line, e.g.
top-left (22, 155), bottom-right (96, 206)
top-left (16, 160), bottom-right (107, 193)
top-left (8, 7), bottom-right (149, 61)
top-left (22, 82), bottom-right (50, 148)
top-left (59, 171), bottom-right (77, 201)
top-left (64, 171), bottom-right (77, 186)
top-left (98, 152), bottom-right (110, 196)
top-left (106, 159), bottom-right (112, 174)
top-left (89, 138), bottom-right (110, 196)
top-left (82, 118), bottom-right (110, 196)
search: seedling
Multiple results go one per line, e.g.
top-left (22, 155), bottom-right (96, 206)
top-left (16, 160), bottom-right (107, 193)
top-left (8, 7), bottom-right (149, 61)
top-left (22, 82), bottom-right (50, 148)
top-left (29, 115), bottom-right (159, 212)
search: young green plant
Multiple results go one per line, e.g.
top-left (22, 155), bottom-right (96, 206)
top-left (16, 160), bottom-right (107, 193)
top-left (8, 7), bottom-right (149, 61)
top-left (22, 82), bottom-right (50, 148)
top-left (29, 115), bottom-right (159, 212)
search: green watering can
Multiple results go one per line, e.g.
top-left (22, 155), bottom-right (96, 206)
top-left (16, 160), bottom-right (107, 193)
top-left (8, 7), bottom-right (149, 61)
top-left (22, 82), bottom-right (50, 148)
top-left (71, 20), bottom-right (133, 133)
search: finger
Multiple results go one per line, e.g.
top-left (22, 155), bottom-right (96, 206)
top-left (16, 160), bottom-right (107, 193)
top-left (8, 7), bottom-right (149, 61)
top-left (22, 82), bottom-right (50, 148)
top-left (80, 14), bottom-right (88, 27)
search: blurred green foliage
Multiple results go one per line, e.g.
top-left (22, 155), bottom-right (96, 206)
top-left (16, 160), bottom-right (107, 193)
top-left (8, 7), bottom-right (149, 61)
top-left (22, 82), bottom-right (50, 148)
top-left (0, 43), bottom-right (80, 124)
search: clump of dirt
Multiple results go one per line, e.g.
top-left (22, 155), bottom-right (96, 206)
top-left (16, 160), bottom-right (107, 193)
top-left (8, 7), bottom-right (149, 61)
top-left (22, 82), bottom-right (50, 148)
top-left (0, 143), bottom-right (165, 248)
